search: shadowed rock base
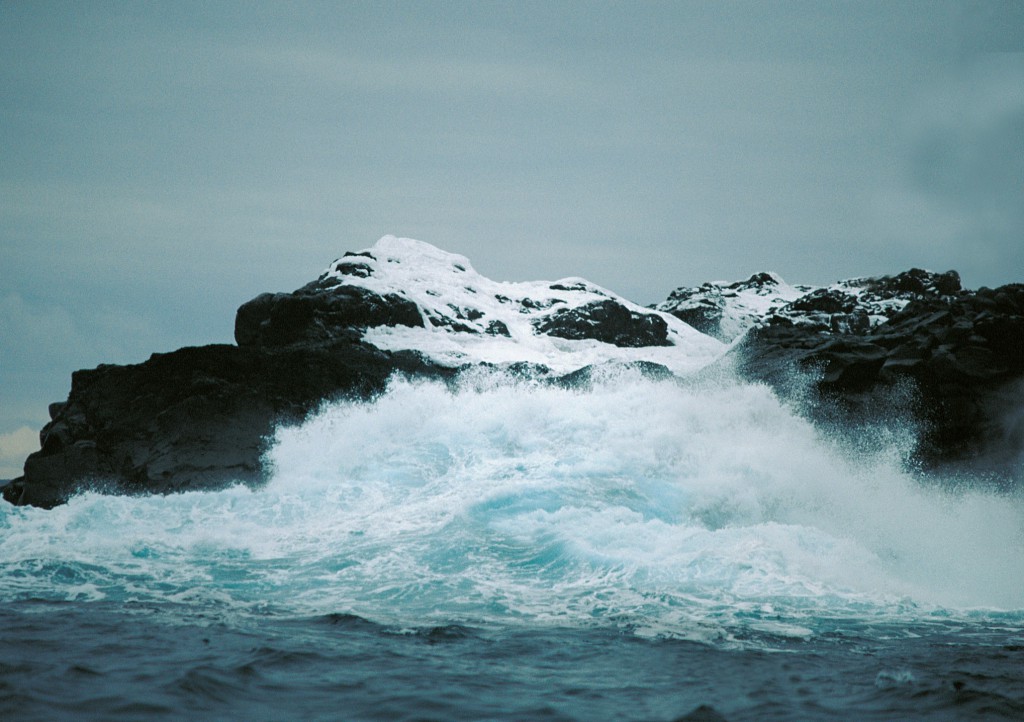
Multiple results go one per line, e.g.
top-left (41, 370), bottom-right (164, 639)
top-left (733, 284), bottom-right (1024, 479)
top-left (3, 342), bottom-right (450, 508)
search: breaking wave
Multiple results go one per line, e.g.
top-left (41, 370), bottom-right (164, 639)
top-left (2, 368), bottom-right (1022, 641)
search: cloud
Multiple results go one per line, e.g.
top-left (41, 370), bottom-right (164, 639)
top-left (908, 62), bottom-right (1024, 212)
top-left (862, 55), bottom-right (1024, 287)
top-left (0, 426), bottom-right (37, 479)
top-left (0, 291), bottom-right (179, 437)
top-left (0, 292), bottom-right (79, 366)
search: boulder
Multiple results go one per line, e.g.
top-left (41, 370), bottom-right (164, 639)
top-left (235, 282), bottom-right (423, 348)
top-left (656, 284), bottom-right (726, 336)
top-left (533, 299), bottom-right (672, 347)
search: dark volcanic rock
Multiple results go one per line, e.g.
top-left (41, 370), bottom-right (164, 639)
top-left (787, 288), bottom-right (858, 316)
top-left (3, 342), bottom-right (450, 508)
top-left (656, 265), bottom-right (1021, 478)
top-left (235, 282), bottom-right (423, 348)
top-left (6, 237), bottom-right (1021, 509)
top-left (867, 267), bottom-right (962, 297)
top-left (1, 261), bottom-right (453, 507)
top-left (657, 268), bottom-right (965, 342)
top-left (734, 282), bottom-right (1024, 476)
top-left (533, 300), bottom-right (672, 347)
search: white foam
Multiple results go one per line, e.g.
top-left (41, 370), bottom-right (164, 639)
top-left (717, 274), bottom-right (807, 341)
top-left (2, 371), bottom-right (1021, 637)
top-left (328, 236), bottom-right (725, 375)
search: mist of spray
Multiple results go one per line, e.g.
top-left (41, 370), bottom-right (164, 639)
top-left (1, 367), bottom-right (1021, 638)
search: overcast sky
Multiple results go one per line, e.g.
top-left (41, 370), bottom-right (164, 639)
top-left (1, 0), bottom-right (1022, 475)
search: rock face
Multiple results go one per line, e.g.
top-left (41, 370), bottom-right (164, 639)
top-left (3, 236), bottom-right (717, 508)
top-left (4, 265), bottom-right (458, 508)
top-left (533, 300), bottom-right (672, 347)
top-left (655, 272), bottom-right (808, 341)
top-left (4, 342), bottom-right (450, 508)
top-left (655, 268), bottom-right (965, 342)
top-left (235, 283), bottom-right (424, 348)
top-left (308, 236), bottom-right (721, 373)
top-left (733, 281), bottom-right (1024, 476)
top-left (4, 238), bottom-right (1022, 508)
top-left (660, 267), bottom-right (1022, 477)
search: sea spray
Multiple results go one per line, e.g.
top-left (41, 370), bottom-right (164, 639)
top-left (2, 368), bottom-right (1022, 640)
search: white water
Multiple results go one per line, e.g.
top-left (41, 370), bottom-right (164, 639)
top-left (2, 369), bottom-right (1022, 640)
top-left (342, 236), bottom-right (725, 374)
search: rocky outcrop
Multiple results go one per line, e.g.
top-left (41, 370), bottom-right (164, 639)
top-left (2, 342), bottom-right (450, 508)
top-left (731, 279), bottom-right (1024, 477)
top-left (656, 271), bottom-right (807, 341)
top-left (656, 268), bottom-right (965, 342)
top-left (2, 237), bottom-right (714, 508)
top-left (532, 299), bottom-right (672, 347)
top-left (658, 267), bottom-right (1022, 479)
top-left (3, 237), bottom-right (1021, 508)
top-left (235, 282), bottom-right (424, 348)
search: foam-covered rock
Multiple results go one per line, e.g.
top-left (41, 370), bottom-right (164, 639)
top-left (656, 271), bottom-right (807, 341)
top-left (656, 268), bottom-right (964, 341)
top-left (734, 281), bottom-right (1024, 475)
top-left (2, 237), bottom-right (723, 507)
top-left (4, 238), bottom-right (1020, 508)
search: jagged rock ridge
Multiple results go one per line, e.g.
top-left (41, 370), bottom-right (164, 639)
top-left (659, 267), bottom-right (1022, 475)
top-left (655, 268), bottom-right (964, 342)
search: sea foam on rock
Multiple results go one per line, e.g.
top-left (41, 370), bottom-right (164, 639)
top-left (3, 237), bottom-right (1022, 508)
top-left (315, 236), bottom-right (722, 373)
top-left (2, 236), bottom-right (721, 508)
top-left (658, 268), bottom-right (1023, 476)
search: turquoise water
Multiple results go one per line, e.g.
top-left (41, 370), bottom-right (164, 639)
top-left (2, 370), bottom-right (1023, 719)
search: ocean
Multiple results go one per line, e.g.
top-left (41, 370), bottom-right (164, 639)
top-left (2, 369), bottom-right (1022, 720)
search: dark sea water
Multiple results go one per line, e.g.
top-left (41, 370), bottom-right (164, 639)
top-left (4, 601), bottom-right (1023, 721)
top-left (3, 372), bottom-right (1023, 720)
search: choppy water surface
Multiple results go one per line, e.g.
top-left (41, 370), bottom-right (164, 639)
top-left (2, 370), bottom-right (1022, 720)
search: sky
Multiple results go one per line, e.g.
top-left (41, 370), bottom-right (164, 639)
top-left (1, 0), bottom-right (1023, 476)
